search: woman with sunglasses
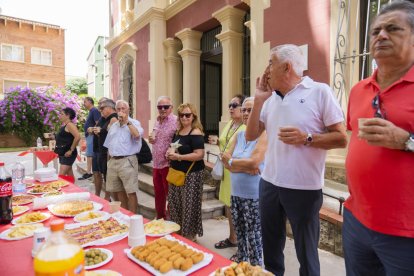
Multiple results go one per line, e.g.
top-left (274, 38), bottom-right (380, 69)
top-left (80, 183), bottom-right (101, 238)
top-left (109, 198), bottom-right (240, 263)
top-left (209, 94), bottom-right (246, 249)
top-left (166, 103), bottom-right (205, 241)
top-left (221, 97), bottom-right (267, 264)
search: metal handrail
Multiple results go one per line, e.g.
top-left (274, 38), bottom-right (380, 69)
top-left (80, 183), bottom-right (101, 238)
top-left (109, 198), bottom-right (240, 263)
top-left (206, 151), bottom-right (345, 215)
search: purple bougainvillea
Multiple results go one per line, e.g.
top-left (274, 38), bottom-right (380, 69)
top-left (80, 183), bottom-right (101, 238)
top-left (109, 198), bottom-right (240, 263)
top-left (0, 86), bottom-right (84, 145)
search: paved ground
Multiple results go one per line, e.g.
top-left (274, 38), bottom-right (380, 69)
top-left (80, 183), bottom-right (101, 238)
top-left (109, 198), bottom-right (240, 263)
top-left (0, 151), bottom-right (346, 275)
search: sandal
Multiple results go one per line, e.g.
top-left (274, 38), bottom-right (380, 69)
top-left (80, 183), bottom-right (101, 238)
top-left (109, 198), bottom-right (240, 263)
top-left (214, 238), bottom-right (237, 249)
top-left (229, 254), bottom-right (239, 263)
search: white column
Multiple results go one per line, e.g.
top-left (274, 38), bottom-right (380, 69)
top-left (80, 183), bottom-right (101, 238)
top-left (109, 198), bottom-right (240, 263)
top-left (213, 5), bottom-right (246, 123)
top-left (176, 28), bottom-right (202, 112)
top-left (163, 38), bottom-right (183, 109)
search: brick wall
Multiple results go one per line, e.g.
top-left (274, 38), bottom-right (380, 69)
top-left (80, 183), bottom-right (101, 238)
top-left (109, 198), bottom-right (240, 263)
top-left (0, 17), bottom-right (65, 95)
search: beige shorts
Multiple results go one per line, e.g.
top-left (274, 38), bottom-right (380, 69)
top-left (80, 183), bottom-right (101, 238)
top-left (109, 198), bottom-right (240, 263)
top-left (106, 155), bottom-right (139, 194)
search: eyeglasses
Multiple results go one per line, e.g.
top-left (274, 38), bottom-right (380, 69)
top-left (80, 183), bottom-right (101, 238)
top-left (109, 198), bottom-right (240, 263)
top-left (157, 105), bottom-right (171, 110)
top-left (241, 108), bottom-right (252, 113)
top-left (179, 113), bottom-right (192, 118)
top-left (228, 102), bottom-right (241, 109)
top-left (372, 93), bottom-right (386, 119)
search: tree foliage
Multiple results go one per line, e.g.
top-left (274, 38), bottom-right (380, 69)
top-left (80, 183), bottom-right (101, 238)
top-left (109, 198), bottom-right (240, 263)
top-left (65, 77), bottom-right (88, 95)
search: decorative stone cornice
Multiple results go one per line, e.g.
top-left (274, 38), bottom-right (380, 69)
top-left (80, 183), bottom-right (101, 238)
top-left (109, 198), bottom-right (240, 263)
top-left (212, 5), bottom-right (246, 33)
top-left (216, 30), bottom-right (244, 42)
top-left (106, 7), bottom-right (165, 51)
top-left (165, 0), bottom-right (197, 20)
top-left (241, 0), bottom-right (251, 6)
top-left (175, 28), bottom-right (202, 50)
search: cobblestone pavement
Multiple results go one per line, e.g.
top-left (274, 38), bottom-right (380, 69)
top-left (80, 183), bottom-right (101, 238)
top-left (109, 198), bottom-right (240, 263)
top-left (0, 151), bottom-right (345, 275)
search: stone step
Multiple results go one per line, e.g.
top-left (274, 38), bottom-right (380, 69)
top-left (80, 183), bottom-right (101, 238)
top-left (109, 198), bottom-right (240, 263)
top-left (138, 172), bottom-right (216, 201)
top-left (322, 179), bottom-right (349, 215)
top-left (136, 187), bottom-right (225, 220)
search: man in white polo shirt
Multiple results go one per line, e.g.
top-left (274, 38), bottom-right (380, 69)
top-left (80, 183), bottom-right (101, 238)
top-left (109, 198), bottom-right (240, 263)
top-left (245, 44), bottom-right (347, 276)
top-left (104, 100), bottom-right (144, 213)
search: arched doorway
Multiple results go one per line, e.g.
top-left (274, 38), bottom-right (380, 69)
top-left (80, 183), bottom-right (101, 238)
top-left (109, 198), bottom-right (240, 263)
top-left (119, 55), bottom-right (134, 117)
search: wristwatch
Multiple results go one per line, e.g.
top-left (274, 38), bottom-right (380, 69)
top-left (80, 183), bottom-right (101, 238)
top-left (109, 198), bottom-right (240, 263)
top-left (228, 158), bottom-right (233, 167)
top-left (405, 133), bottom-right (414, 152)
top-left (304, 133), bottom-right (313, 146)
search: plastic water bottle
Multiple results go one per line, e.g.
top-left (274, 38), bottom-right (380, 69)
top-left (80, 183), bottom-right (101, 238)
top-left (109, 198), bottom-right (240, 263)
top-left (12, 162), bottom-right (26, 194)
top-left (36, 137), bottom-right (42, 148)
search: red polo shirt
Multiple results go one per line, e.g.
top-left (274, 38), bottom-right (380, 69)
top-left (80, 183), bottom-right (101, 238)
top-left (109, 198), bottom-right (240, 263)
top-left (345, 66), bottom-right (414, 237)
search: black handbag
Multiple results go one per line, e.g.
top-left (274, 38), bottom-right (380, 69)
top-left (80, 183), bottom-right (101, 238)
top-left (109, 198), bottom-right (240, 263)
top-left (54, 144), bottom-right (71, 156)
top-left (136, 139), bottom-right (152, 164)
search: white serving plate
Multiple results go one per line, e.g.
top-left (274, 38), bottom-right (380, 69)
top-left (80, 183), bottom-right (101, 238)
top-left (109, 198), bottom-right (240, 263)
top-left (208, 265), bottom-right (272, 276)
top-left (85, 270), bottom-right (122, 276)
top-left (12, 195), bottom-right (36, 206)
top-left (144, 220), bottom-right (180, 237)
top-left (27, 187), bottom-right (60, 195)
top-left (12, 205), bottom-right (30, 216)
top-left (74, 210), bottom-right (110, 223)
top-left (41, 191), bottom-right (64, 198)
top-left (65, 216), bottom-right (129, 248)
top-left (11, 212), bottom-right (50, 225)
top-left (85, 248), bottom-right (113, 270)
top-left (125, 235), bottom-right (213, 276)
top-left (0, 223), bottom-right (44, 241)
top-left (48, 201), bottom-right (103, 217)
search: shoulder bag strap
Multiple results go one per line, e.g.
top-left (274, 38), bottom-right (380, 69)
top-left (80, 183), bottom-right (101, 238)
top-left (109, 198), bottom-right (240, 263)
top-left (185, 161), bottom-right (196, 175)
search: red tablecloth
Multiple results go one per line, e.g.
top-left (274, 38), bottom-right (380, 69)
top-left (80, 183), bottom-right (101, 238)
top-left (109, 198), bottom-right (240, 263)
top-left (0, 180), bottom-right (230, 275)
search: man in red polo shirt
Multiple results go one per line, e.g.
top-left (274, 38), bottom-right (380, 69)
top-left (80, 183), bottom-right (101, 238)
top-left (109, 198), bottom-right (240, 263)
top-left (344, 1), bottom-right (414, 275)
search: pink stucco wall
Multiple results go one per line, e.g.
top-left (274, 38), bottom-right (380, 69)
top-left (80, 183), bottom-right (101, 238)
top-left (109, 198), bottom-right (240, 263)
top-left (110, 25), bottom-right (150, 137)
top-left (166, 0), bottom-right (243, 36)
top-left (264, 0), bottom-right (331, 84)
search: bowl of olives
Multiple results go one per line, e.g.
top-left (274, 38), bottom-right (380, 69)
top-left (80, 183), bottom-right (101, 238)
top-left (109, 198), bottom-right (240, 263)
top-left (85, 248), bottom-right (113, 270)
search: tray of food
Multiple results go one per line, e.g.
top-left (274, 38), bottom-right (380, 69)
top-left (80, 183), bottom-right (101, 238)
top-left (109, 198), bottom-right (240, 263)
top-left (12, 212), bottom-right (50, 225)
top-left (211, 262), bottom-right (274, 276)
top-left (65, 217), bottom-right (129, 247)
top-left (85, 270), bottom-right (121, 276)
top-left (12, 194), bottom-right (36, 206)
top-left (27, 184), bottom-right (60, 195)
top-left (49, 179), bottom-right (70, 189)
top-left (125, 235), bottom-right (213, 276)
top-left (74, 211), bottom-right (110, 223)
top-left (12, 205), bottom-right (30, 216)
top-left (48, 200), bottom-right (102, 217)
top-left (41, 191), bottom-right (64, 197)
top-left (85, 248), bottom-right (113, 270)
top-left (144, 219), bottom-right (180, 237)
top-left (0, 223), bottom-right (44, 240)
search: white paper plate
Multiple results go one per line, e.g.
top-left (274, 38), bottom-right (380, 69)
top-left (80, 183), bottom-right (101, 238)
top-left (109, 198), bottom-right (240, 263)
top-left (125, 235), bottom-right (213, 276)
top-left (0, 223), bottom-right (44, 240)
top-left (12, 212), bottom-right (50, 225)
top-left (85, 270), bottom-right (122, 276)
top-left (41, 191), bottom-right (64, 198)
top-left (12, 205), bottom-right (30, 216)
top-left (144, 220), bottom-right (181, 237)
top-left (74, 211), bottom-right (110, 223)
top-left (12, 195), bottom-right (35, 206)
top-left (48, 201), bottom-right (103, 217)
top-left (27, 187), bottom-right (60, 195)
top-left (85, 248), bottom-right (113, 270)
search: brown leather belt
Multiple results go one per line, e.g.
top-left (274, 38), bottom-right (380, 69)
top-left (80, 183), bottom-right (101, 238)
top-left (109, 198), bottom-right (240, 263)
top-left (112, 155), bottom-right (132, 160)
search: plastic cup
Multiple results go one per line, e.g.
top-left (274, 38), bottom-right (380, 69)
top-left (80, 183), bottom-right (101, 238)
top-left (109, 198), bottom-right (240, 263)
top-left (128, 215), bottom-right (146, 247)
top-left (109, 201), bottom-right (121, 213)
top-left (32, 227), bottom-right (50, 257)
top-left (358, 118), bottom-right (370, 136)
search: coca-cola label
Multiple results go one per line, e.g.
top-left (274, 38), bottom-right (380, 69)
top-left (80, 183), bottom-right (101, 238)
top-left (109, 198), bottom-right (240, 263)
top-left (0, 182), bottom-right (12, 197)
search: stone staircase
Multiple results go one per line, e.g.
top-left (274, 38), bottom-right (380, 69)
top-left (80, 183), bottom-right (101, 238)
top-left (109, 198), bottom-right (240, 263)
top-left (137, 162), bottom-right (225, 219)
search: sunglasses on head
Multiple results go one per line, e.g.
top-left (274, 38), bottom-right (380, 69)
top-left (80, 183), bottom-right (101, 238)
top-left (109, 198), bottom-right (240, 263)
top-left (157, 105), bottom-right (171, 110)
top-left (179, 113), bottom-right (192, 118)
top-left (372, 93), bottom-right (386, 119)
top-left (241, 107), bottom-right (252, 113)
top-left (228, 102), bottom-right (241, 109)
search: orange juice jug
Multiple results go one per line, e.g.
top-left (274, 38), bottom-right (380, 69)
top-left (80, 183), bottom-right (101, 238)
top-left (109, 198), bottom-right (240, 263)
top-left (34, 219), bottom-right (84, 276)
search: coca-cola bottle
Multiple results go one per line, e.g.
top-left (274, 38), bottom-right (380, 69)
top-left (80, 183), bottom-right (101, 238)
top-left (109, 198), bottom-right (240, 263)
top-left (0, 162), bottom-right (13, 224)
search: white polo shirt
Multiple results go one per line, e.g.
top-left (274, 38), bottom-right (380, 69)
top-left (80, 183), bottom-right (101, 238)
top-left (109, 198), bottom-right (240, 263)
top-left (259, 76), bottom-right (344, 190)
